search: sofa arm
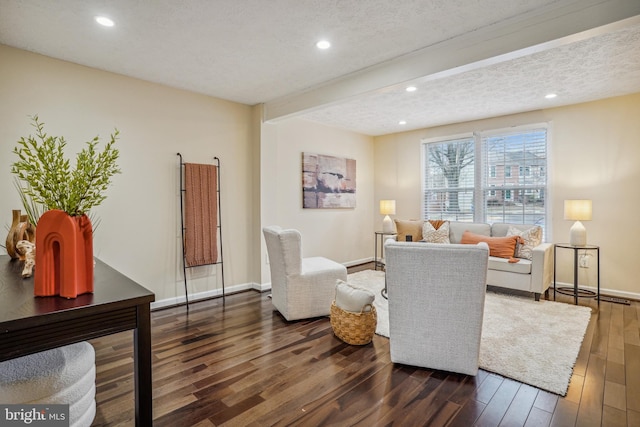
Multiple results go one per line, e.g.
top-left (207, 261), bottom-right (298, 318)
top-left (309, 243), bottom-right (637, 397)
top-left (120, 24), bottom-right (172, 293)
top-left (530, 242), bottom-right (554, 294)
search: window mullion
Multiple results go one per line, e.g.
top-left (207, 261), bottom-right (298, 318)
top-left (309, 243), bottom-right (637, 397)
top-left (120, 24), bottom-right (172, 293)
top-left (474, 132), bottom-right (483, 223)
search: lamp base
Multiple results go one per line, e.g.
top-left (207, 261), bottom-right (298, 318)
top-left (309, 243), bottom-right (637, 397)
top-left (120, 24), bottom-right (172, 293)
top-left (569, 221), bottom-right (587, 246)
top-left (382, 215), bottom-right (394, 233)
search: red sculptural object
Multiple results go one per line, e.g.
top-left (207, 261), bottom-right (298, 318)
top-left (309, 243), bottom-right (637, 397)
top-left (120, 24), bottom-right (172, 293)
top-left (35, 209), bottom-right (94, 298)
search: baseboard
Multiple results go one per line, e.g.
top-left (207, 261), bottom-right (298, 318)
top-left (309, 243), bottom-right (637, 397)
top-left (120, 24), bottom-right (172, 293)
top-left (553, 281), bottom-right (640, 302)
top-left (151, 282), bottom-right (261, 310)
top-left (253, 282), bottom-right (271, 292)
top-left (344, 257), bottom-right (373, 267)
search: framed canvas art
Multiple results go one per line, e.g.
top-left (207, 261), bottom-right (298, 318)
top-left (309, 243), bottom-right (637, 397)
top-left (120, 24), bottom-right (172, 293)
top-left (302, 152), bottom-right (356, 208)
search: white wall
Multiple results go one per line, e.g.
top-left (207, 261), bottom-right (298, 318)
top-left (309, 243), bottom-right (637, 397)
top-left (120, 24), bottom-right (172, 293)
top-left (374, 93), bottom-right (640, 299)
top-left (6, 43), bottom-right (634, 302)
top-left (0, 45), bottom-right (257, 307)
top-left (260, 118), bottom-right (375, 285)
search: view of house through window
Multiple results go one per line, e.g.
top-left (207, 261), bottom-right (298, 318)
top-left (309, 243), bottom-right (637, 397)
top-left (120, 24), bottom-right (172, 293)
top-left (422, 125), bottom-right (548, 234)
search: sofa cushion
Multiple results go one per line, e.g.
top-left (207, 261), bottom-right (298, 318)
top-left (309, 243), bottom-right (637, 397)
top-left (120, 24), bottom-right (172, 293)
top-left (449, 222), bottom-right (491, 244)
top-left (422, 221), bottom-right (450, 243)
top-left (489, 256), bottom-right (532, 274)
top-left (335, 280), bottom-right (375, 312)
top-left (506, 226), bottom-right (542, 260)
top-left (460, 231), bottom-right (519, 259)
top-left (394, 219), bottom-right (423, 242)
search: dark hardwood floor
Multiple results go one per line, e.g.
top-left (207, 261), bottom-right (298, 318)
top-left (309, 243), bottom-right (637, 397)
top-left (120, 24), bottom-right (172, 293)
top-left (90, 264), bottom-right (640, 426)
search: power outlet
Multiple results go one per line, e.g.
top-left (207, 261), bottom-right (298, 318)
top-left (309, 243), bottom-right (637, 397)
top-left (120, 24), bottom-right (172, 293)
top-left (265, 254), bottom-right (270, 265)
top-left (579, 254), bottom-right (589, 268)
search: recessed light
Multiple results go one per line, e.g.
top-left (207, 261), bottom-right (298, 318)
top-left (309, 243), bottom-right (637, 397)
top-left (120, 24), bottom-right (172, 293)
top-left (545, 93), bottom-right (557, 99)
top-left (95, 16), bottom-right (115, 27)
top-left (406, 86), bottom-right (417, 92)
top-left (398, 120), bottom-right (407, 125)
top-left (316, 40), bottom-right (331, 50)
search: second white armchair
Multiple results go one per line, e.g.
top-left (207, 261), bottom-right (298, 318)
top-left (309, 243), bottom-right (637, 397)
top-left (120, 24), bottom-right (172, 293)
top-left (263, 226), bottom-right (347, 321)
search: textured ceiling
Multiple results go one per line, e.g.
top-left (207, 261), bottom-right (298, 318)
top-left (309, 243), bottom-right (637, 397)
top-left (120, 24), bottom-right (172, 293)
top-left (301, 22), bottom-right (640, 135)
top-left (1, 0), bottom-right (639, 136)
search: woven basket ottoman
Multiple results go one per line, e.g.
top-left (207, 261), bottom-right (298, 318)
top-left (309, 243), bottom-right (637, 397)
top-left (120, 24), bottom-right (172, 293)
top-left (0, 341), bottom-right (96, 427)
top-left (330, 279), bottom-right (377, 345)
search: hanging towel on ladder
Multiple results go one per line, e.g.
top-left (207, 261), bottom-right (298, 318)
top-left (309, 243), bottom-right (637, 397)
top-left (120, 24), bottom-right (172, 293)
top-left (184, 163), bottom-right (218, 266)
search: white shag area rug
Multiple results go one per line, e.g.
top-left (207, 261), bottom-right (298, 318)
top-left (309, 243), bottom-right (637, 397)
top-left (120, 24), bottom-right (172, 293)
top-left (346, 270), bottom-right (592, 396)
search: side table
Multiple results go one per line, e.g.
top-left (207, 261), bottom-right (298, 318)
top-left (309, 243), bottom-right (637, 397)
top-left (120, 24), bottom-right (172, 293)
top-left (374, 231), bottom-right (396, 271)
top-left (553, 243), bottom-right (600, 305)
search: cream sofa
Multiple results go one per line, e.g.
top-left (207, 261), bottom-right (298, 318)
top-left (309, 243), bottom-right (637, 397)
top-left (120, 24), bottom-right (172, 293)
top-left (393, 220), bottom-right (554, 301)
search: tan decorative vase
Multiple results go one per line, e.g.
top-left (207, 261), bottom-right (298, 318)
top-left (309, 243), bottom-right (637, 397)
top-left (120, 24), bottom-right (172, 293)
top-left (34, 209), bottom-right (93, 298)
top-left (5, 209), bottom-right (36, 259)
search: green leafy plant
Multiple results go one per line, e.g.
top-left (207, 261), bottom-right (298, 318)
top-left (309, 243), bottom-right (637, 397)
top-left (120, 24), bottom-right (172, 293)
top-left (12, 178), bottom-right (45, 226)
top-left (11, 115), bottom-right (121, 217)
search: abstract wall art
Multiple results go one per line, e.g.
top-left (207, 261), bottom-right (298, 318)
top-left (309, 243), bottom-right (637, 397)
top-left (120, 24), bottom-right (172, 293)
top-left (302, 152), bottom-right (356, 209)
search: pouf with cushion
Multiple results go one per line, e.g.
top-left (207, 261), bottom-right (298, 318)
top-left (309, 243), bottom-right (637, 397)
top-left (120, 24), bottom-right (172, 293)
top-left (331, 279), bottom-right (377, 345)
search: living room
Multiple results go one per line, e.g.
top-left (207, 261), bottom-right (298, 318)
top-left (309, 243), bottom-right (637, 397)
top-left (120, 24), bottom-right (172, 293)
top-left (1, 1), bottom-right (640, 425)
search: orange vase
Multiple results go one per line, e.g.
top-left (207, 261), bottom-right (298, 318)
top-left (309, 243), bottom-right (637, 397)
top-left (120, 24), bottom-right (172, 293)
top-left (34, 209), bottom-right (94, 298)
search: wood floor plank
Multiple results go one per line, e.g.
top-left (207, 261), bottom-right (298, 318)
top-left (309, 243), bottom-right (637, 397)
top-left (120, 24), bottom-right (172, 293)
top-left (576, 353), bottom-right (606, 427)
top-left (591, 302), bottom-right (612, 358)
top-left (602, 405), bottom-right (627, 427)
top-left (625, 343), bottom-right (640, 413)
top-left (448, 399), bottom-right (487, 427)
top-left (86, 264), bottom-right (640, 426)
top-left (628, 409), bottom-right (640, 427)
top-left (549, 398), bottom-right (578, 427)
top-left (499, 384), bottom-right (539, 426)
top-left (572, 306), bottom-right (597, 377)
top-left (532, 390), bottom-right (558, 414)
top-left (562, 373), bottom-right (584, 404)
top-left (623, 304), bottom-right (640, 346)
top-left (523, 406), bottom-right (552, 427)
top-left (474, 378), bottom-right (520, 426)
top-left (604, 380), bottom-right (627, 411)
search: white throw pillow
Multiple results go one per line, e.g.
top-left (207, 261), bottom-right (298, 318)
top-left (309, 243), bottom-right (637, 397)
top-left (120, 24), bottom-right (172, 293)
top-left (507, 226), bottom-right (542, 260)
top-left (422, 221), bottom-right (450, 244)
top-left (335, 280), bottom-right (375, 312)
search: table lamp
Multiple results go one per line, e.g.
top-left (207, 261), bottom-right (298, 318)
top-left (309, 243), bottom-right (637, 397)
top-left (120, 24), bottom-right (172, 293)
top-left (380, 200), bottom-right (396, 233)
top-left (564, 199), bottom-right (592, 246)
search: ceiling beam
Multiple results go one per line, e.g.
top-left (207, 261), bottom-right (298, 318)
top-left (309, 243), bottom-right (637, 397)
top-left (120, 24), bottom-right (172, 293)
top-left (263, 0), bottom-right (640, 122)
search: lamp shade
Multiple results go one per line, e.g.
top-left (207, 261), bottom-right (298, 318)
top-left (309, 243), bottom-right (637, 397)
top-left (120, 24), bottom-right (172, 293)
top-left (564, 200), bottom-right (592, 221)
top-left (379, 200), bottom-right (396, 215)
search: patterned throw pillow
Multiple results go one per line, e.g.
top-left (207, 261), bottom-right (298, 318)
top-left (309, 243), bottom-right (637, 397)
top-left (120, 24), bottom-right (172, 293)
top-left (422, 221), bottom-right (450, 243)
top-left (507, 226), bottom-right (542, 260)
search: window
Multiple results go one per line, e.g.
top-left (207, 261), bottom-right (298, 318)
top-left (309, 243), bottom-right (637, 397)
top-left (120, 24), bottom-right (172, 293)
top-left (422, 125), bottom-right (548, 233)
top-left (422, 136), bottom-right (475, 221)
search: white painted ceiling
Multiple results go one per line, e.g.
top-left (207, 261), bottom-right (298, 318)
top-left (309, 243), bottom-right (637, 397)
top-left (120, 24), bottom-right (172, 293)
top-left (1, 0), bottom-right (640, 136)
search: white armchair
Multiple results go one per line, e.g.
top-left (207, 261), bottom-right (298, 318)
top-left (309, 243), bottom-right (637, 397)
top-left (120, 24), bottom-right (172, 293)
top-left (263, 226), bottom-right (347, 321)
top-left (385, 241), bottom-right (489, 376)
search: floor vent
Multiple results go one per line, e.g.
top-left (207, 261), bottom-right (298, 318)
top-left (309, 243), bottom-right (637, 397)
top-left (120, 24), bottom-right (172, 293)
top-left (599, 296), bottom-right (631, 305)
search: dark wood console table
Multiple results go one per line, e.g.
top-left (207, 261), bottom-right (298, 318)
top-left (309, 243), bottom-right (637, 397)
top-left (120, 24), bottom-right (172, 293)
top-left (0, 256), bottom-right (155, 426)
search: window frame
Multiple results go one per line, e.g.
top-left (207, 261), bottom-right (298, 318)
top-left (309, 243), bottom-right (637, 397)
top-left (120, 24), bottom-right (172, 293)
top-left (421, 123), bottom-right (550, 237)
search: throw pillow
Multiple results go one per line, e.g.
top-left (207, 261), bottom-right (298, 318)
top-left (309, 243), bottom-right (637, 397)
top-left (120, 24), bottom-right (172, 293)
top-left (394, 219), bottom-right (423, 242)
top-left (460, 231), bottom-right (520, 259)
top-left (422, 220), bottom-right (450, 243)
top-left (428, 219), bottom-right (447, 230)
top-left (507, 226), bottom-right (542, 260)
top-left (335, 280), bottom-right (375, 312)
